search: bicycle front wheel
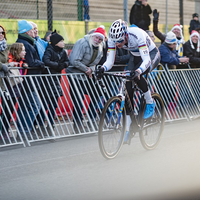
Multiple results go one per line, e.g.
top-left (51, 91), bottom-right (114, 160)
top-left (98, 96), bottom-right (126, 159)
top-left (139, 93), bottom-right (165, 150)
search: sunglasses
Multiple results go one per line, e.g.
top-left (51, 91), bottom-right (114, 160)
top-left (114, 38), bottom-right (124, 44)
top-left (0, 31), bottom-right (5, 35)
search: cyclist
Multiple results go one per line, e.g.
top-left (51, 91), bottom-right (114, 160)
top-left (96, 19), bottom-right (160, 143)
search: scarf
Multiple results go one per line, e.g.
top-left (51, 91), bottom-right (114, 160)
top-left (176, 39), bottom-right (184, 57)
top-left (0, 38), bottom-right (7, 51)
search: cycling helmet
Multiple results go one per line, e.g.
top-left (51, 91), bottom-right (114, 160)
top-left (109, 19), bottom-right (128, 42)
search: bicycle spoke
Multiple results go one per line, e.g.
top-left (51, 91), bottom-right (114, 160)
top-left (139, 93), bottom-right (165, 150)
top-left (98, 97), bottom-right (126, 159)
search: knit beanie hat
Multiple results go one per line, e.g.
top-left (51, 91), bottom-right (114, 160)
top-left (190, 30), bottom-right (200, 52)
top-left (92, 27), bottom-right (106, 39)
top-left (171, 24), bottom-right (184, 39)
top-left (193, 13), bottom-right (199, 18)
top-left (50, 31), bottom-right (64, 46)
top-left (18, 20), bottom-right (33, 34)
top-left (165, 31), bottom-right (177, 44)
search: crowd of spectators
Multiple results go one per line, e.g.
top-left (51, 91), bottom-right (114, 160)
top-left (1, 3), bottom-right (200, 140)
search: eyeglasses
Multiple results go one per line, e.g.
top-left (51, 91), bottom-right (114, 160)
top-left (0, 31), bottom-right (5, 35)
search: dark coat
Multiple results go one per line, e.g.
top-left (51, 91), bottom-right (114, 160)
top-left (129, 1), bottom-right (152, 30)
top-left (114, 48), bottom-right (130, 65)
top-left (16, 34), bottom-right (44, 91)
top-left (42, 44), bottom-right (69, 97)
top-left (183, 40), bottom-right (200, 68)
top-left (189, 19), bottom-right (200, 34)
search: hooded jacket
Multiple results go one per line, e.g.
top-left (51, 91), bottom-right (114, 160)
top-left (42, 44), bottom-right (69, 97)
top-left (66, 35), bottom-right (103, 74)
top-left (159, 43), bottom-right (180, 67)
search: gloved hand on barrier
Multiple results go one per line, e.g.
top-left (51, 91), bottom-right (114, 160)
top-left (95, 67), bottom-right (104, 79)
top-left (1, 64), bottom-right (9, 73)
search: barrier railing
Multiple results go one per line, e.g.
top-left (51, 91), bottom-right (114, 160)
top-left (0, 66), bottom-right (200, 148)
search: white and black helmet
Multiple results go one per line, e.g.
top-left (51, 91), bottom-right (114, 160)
top-left (109, 19), bottom-right (128, 42)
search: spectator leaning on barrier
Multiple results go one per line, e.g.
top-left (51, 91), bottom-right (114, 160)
top-left (16, 20), bottom-right (45, 138)
top-left (129, 0), bottom-right (152, 31)
top-left (2, 43), bottom-right (28, 138)
top-left (171, 24), bottom-right (185, 57)
top-left (0, 24), bottom-right (9, 91)
top-left (189, 13), bottom-right (200, 34)
top-left (29, 21), bottom-right (48, 61)
top-left (0, 24), bottom-right (9, 139)
top-left (65, 27), bottom-right (105, 133)
top-left (159, 31), bottom-right (189, 69)
top-left (183, 30), bottom-right (200, 68)
top-left (89, 25), bottom-right (108, 66)
top-left (38, 31), bottom-right (69, 134)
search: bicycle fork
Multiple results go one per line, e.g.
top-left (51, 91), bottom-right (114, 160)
top-left (108, 96), bottom-right (125, 129)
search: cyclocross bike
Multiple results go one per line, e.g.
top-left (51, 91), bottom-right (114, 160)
top-left (97, 71), bottom-right (165, 159)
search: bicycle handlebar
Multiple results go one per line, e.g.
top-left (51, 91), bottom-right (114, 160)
top-left (101, 71), bottom-right (134, 79)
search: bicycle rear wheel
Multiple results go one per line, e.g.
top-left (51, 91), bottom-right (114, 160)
top-left (98, 96), bottom-right (126, 159)
top-left (139, 93), bottom-right (165, 150)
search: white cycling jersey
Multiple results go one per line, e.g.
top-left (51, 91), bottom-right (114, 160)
top-left (102, 26), bottom-right (157, 74)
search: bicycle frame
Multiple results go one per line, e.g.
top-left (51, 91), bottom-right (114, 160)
top-left (99, 72), bottom-right (145, 132)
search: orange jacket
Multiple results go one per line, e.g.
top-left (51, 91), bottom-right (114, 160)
top-left (8, 53), bottom-right (27, 75)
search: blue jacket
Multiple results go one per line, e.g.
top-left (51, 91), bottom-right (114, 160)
top-left (35, 36), bottom-right (48, 61)
top-left (159, 43), bottom-right (180, 66)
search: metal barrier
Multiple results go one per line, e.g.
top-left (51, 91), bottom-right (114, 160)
top-left (0, 66), bottom-right (200, 148)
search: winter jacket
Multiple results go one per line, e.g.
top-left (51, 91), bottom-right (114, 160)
top-left (129, 1), bottom-right (152, 30)
top-left (16, 33), bottom-right (45, 91)
top-left (42, 44), bottom-right (69, 97)
top-left (183, 40), bottom-right (200, 68)
top-left (0, 48), bottom-right (9, 91)
top-left (189, 20), bottom-right (200, 34)
top-left (159, 43), bottom-right (180, 67)
top-left (66, 35), bottom-right (103, 74)
top-left (7, 54), bottom-right (27, 97)
top-left (35, 36), bottom-right (48, 61)
top-left (8, 54), bottom-right (27, 75)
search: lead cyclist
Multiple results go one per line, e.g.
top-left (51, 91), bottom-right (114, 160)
top-left (96, 19), bottom-right (161, 143)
